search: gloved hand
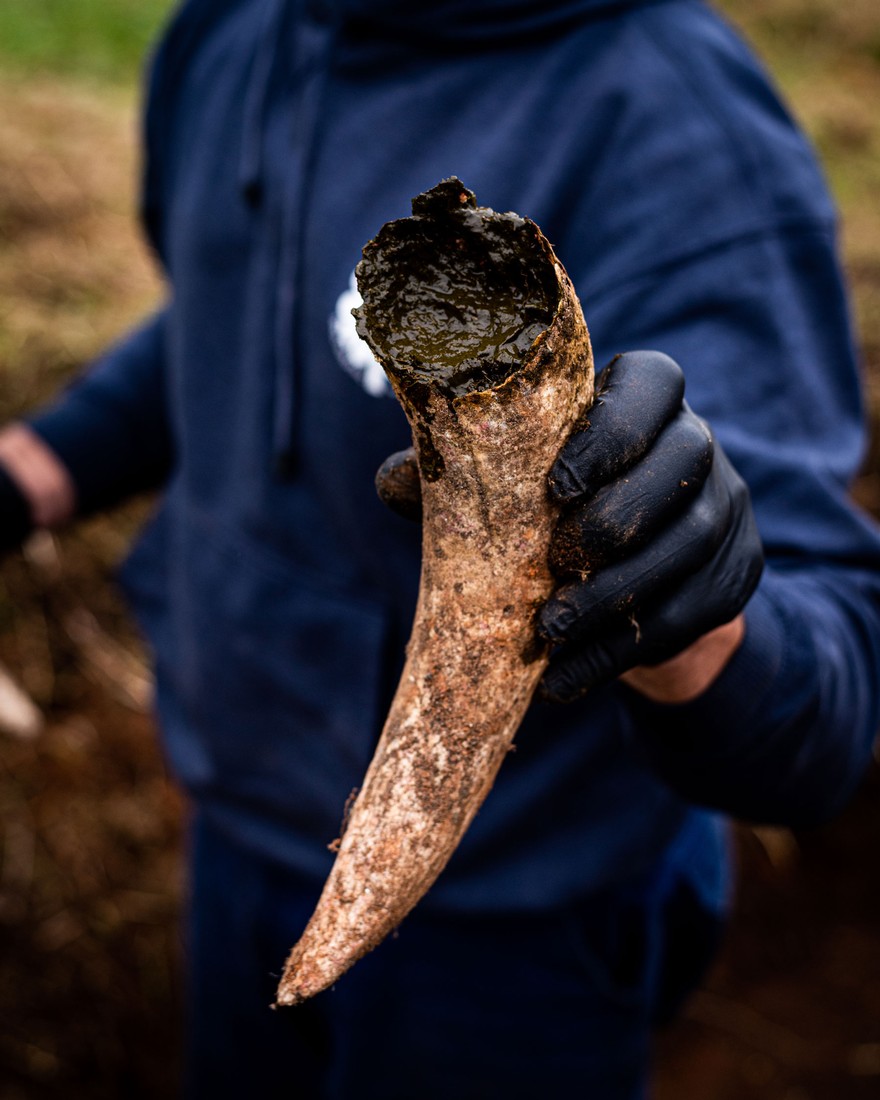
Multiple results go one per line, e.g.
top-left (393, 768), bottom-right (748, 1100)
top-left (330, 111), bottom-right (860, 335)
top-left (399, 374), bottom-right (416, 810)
top-left (375, 350), bottom-right (764, 702)
top-left (0, 463), bottom-right (33, 555)
top-left (537, 351), bottom-right (764, 701)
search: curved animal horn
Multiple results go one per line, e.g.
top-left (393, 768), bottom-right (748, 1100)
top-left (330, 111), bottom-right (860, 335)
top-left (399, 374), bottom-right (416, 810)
top-left (276, 179), bottom-right (594, 1006)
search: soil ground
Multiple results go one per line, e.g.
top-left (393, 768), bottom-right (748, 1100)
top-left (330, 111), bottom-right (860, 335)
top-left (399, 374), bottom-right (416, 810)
top-left (1, 4), bottom-right (880, 1096)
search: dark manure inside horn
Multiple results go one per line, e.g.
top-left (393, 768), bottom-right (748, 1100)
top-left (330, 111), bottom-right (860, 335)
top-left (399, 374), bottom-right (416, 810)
top-left (355, 178), bottom-right (560, 398)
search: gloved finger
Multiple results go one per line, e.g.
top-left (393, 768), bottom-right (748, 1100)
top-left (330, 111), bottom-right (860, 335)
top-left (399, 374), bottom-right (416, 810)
top-left (540, 616), bottom-right (651, 703)
top-left (540, 574), bottom-right (746, 705)
top-left (549, 406), bottom-right (713, 576)
top-left (539, 459), bottom-right (734, 643)
top-left (375, 447), bottom-right (422, 521)
top-left (548, 350), bottom-right (685, 503)
top-left (540, 481), bottom-right (763, 702)
top-left (631, 490), bottom-right (762, 670)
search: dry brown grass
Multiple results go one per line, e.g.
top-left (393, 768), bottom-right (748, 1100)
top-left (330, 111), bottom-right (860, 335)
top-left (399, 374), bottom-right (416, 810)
top-left (0, 77), bottom-right (160, 414)
top-left (0, 79), bottom-right (181, 1100)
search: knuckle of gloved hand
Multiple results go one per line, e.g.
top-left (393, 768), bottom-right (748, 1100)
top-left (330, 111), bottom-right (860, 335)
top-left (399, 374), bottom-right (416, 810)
top-left (548, 448), bottom-right (592, 502)
top-left (552, 465), bottom-right (696, 578)
top-left (717, 470), bottom-right (763, 581)
top-left (542, 644), bottom-right (612, 703)
top-left (684, 482), bottom-right (731, 557)
top-left (548, 415), bottom-right (629, 505)
top-left (727, 464), bottom-right (754, 518)
top-left (549, 353), bottom-right (687, 504)
top-left (538, 586), bottom-right (582, 642)
top-left (550, 496), bottom-right (636, 576)
top-left (611, 350), bottom-right (685, 396)
top-left (687, 554), bottom-right (756, 634)
top-left (736, 523), bottom-right (765, 598)
top-left (542, 576), bottom-right (636, 645)
top-left (666, 410), bottom-right (714, 480)
top-left (607, 352), bottom-right (687, 443)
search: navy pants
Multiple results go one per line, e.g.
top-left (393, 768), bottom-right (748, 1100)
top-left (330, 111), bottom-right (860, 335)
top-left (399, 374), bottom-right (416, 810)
top-left (186, 814), bottom-right (720, 1099)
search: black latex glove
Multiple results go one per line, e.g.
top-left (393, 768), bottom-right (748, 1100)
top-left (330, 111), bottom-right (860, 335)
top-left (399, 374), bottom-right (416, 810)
top-left (0, 463), bottom-right (33, 555)
top-left (538, 351), bottom-right (764, 701)
top-left (375, 350), bottom-right (764, 703)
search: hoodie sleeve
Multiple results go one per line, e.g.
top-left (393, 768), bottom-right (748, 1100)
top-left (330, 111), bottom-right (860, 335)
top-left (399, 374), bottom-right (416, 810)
top-left (584, 220), bottom-right (880, 827)
top-left (624, 563), bottom-right (880, 827)
top-left (26, 308), bottom-right (174, 516)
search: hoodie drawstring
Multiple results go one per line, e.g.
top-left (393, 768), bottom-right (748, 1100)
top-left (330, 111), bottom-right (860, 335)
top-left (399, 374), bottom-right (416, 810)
top-left (238, 0), bottom-right (289, 205)
top-left (273, 15), bottom-right (340, 477)
top-left (239, 0), bottom-right (340, 478)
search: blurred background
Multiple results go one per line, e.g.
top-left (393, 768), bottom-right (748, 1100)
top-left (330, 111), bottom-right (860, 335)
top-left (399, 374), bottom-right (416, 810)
top-left (0, 1), bottom-right (878, 1096)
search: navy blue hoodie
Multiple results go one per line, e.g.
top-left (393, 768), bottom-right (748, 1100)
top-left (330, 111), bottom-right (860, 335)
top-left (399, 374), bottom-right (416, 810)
top-left (31, 0), bottom-right (880, 913)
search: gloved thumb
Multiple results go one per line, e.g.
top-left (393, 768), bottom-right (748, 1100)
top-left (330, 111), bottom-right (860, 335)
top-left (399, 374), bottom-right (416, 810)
top-left (375, 447), bottom-right (422, 521)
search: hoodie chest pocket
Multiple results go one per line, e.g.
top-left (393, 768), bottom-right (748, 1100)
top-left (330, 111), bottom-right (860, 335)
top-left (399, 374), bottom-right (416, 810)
top-left (163, 510), bottom-right (390, 848)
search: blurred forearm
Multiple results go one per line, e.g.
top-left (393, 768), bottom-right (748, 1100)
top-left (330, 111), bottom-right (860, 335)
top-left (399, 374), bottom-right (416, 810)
top-left (26, 308), bottom-right (174, 517)
top-left (0, 423), bottom-right (76, 528)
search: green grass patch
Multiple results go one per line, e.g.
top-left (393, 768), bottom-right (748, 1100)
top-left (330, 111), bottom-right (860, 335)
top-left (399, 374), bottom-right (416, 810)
top-left (0, 0), bottom-right (175, 86)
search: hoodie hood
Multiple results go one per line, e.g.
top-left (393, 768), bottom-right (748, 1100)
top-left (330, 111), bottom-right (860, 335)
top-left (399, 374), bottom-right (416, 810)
top-left (310, 0), bottom-right (661, 43)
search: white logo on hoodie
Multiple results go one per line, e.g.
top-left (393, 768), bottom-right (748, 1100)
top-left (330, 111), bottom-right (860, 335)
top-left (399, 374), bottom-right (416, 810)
top-left (329, 271), bottom-right (391, 398)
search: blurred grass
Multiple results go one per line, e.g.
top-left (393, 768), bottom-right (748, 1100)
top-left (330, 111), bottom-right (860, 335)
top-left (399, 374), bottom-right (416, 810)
top-left (0, 80), bottom-right (162, 419)
top-left (0, 0), bottom-right (173, 85)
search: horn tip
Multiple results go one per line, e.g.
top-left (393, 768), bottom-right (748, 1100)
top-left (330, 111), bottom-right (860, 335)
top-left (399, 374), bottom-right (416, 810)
top-left (275, 964), bottom-right (329, 1007)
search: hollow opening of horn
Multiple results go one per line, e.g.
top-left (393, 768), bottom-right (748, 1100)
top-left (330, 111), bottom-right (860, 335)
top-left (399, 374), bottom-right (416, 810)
top-left (355, 178), bottom-right (560, 398)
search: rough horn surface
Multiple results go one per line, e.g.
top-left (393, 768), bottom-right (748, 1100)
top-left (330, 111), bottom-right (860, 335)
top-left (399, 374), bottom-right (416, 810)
top-left (276, 179), bottom-right (594, 1006)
